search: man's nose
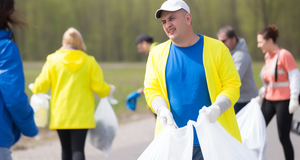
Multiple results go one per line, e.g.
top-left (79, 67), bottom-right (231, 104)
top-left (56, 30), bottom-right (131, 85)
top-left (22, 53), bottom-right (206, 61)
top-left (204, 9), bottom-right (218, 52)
top-left (166, 21), bottom-right (172, 28)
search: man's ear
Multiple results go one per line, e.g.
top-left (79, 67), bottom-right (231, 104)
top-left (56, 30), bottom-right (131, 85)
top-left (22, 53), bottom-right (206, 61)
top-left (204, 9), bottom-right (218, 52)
top-left (186, 13), bottom-right (192, 25)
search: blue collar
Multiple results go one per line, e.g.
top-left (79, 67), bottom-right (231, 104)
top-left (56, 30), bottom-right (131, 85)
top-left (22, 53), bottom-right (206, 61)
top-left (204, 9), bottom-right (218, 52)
top-left (0, 29), bottom-right (12, 40)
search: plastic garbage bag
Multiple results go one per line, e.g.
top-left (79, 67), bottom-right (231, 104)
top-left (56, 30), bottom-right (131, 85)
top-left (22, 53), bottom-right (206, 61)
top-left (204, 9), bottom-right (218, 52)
top-left (138, 123), bottom-right (194, 160)
top-left (291, 119), bottom-right (300, 135)
top-left (236, 98), bottom-right (267, 160)
top-left (88, 97), bottom-right (118, 158)
top-left (194, 107), bottom-right (258, 160)
top-left (30, 93), bottom-right (51, 128)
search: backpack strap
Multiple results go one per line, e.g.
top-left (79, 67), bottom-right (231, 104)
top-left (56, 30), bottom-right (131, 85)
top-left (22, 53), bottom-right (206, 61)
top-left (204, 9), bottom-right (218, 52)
top-left (274, 49), bottom-right (279, 82)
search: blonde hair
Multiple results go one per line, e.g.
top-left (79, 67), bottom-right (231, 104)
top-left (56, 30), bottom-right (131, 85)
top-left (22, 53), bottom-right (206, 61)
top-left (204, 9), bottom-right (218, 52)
top-left (62, 27), bottom-right (86, 51)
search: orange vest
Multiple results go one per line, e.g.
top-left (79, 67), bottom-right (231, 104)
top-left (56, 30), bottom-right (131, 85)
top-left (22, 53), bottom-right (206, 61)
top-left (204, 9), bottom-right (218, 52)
top-left (262, 48), bottom-right (298, 101)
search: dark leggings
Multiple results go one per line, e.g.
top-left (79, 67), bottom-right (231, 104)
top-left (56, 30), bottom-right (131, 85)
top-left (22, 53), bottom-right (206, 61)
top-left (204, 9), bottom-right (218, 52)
top-left (261, 99), bottom-right (294, 160)
top-left (57, 129), bottom-right (88, 160)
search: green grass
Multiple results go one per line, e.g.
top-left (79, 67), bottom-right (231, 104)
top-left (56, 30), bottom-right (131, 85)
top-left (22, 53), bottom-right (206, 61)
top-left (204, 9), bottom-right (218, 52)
top-left (23, 61), bottom-right (300, 116)
top-left (102, 68), bottom-right (148, 115)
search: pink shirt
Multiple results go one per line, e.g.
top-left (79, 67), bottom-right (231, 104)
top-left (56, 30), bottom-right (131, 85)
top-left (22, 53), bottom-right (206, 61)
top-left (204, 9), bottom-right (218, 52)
top-left (263, 48), bottom-right (298, 101)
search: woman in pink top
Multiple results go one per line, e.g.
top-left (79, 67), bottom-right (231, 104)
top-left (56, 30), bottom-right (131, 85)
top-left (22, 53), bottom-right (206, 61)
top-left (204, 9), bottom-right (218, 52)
top-left (257, 24), bottom-right (300, 160)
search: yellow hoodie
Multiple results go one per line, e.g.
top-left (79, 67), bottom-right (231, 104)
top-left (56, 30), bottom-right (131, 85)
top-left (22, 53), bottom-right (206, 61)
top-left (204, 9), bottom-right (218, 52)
top-left (144, 36), bottom-right (242, 142)
top-left (32, 49), bottom-right (110, 129)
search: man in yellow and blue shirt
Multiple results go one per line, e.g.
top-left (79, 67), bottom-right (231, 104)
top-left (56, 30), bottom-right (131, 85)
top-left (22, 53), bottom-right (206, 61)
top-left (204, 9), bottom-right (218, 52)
top-left (144, 0), bottom-right (242, 159)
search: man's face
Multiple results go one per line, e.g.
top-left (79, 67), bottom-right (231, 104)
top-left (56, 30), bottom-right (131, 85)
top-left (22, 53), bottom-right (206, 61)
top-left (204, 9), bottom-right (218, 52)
top-left (217, 32), bottom-right (236, 51)
top-left (136, 41), bottom-right (148, 54)
top-left (160, 10), bottom-right (188, 42)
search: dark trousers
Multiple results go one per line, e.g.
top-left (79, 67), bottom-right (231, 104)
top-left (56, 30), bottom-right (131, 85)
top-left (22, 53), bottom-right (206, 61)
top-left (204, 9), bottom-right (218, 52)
top-left (57, 129), bottom-right (88, 160)
top-left (192, 146), bottom-right (204, 160)
top-left (234, 101), bottom-right (249, 114)
top-left (261, 99), bottom-right (294, 160)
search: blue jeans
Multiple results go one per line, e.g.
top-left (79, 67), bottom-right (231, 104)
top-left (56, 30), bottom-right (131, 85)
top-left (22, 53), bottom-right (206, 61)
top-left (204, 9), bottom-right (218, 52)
top-left (193, 146), bottom-right (204, 160)
top-left (0, 147), bottom-right (12, 160)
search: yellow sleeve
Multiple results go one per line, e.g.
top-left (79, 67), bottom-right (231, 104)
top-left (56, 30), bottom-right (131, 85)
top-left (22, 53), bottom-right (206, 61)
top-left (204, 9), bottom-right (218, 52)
top-left (217, 45), bottom-right (241, 106)
top-left (144, 51), bottom-right (165, 113)
top-left (32, 59), bottom-right (51, 94)
top-left (89, 57), bottom-right (110, 98)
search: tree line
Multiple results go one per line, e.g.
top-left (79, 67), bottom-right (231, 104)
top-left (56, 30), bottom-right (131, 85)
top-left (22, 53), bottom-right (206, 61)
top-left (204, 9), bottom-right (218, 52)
top-left (14, 0), bottom-right (300, 62)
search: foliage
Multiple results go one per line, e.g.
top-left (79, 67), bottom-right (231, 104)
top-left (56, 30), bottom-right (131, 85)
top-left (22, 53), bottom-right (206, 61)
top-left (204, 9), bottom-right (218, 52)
top-left (14, 0), bottom-right (300, 61)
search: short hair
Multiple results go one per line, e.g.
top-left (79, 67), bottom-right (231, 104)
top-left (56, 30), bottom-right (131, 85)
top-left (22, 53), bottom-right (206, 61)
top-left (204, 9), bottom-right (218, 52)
top-left (62, 27), bottom-right (86, 51)
top-left (135, 34), bottom-right (153, 45)
top-left (258, 24), bottom-right (279, 43)
top-left (217, 26), bottom-right (238, 41)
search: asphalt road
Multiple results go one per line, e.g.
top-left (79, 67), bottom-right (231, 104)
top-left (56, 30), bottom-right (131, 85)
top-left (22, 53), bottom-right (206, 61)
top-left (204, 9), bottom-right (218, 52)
top-left (12, 110), bottom-right (300, 160)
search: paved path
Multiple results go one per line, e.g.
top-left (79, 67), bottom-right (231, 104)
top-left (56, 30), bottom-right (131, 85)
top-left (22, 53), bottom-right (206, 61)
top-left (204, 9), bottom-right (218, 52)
top-left (265, 110), bottom-right (300, 160)
top-left (12, 111), bottom-right (300, 160)
top-left (12, 114), bottom-right (155, 160)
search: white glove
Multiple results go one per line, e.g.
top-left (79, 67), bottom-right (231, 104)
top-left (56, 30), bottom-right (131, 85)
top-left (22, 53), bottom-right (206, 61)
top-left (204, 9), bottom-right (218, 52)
top-left (109, 84), bottom-right (115, 95)
top-left (200, 105), bottom-right (221, 123)
top-left (254, 96), bottom-right (263, 107)
top-left (289, 97), bottom-right (300, 114)
top-left (108, 84), bottom-right (118, 105)
top-left (28, 83), bottom-right (34, 90)
top-left (157, 107), bottom-right (174, 128)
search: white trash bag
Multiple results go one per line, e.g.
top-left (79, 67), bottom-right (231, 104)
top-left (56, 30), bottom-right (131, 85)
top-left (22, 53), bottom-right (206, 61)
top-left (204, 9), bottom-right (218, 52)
top-left (88, 97), bottom-right (118, 158)
top-left (30, 93), bottom-right (51, 128)
top-left (194, 107), bottom-right (258, 160)
top-left (236, 98), bottom-right (267, 160)
top-left (138, 122), bottom-right (194, 160)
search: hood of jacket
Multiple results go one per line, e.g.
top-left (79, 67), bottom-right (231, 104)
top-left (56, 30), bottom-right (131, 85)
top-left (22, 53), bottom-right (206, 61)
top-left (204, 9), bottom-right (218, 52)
top-left (54, 49), bottom-right (87, 72)
top-left (231, 38), bottom-right (248, 54)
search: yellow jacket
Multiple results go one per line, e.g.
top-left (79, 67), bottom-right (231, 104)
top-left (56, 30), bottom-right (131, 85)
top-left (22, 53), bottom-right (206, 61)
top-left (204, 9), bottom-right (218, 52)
top-left (32, 49), bottom-right (110, 130)
top-left (144, 36), bottom-right (242, 142)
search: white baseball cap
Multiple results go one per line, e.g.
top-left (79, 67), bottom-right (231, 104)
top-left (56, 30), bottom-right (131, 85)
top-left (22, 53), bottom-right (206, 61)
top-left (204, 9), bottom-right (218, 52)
top-left (155, 0), bottom-right (190, 19)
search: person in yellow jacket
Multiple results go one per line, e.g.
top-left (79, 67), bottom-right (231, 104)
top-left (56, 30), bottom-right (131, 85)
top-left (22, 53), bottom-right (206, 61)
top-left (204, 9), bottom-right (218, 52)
top-left (31, 27), bottom-right (114, 160)
top-left (144, 0), bottom-right (242, 159)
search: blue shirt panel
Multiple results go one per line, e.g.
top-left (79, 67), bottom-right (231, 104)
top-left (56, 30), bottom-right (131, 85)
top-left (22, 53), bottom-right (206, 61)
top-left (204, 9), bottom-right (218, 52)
top-left (166, 34), bottom-right (211, 146)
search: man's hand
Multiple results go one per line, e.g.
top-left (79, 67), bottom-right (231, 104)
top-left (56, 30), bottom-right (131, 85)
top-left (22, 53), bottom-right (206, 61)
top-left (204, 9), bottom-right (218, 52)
top-left (137, 87), bottom-right (144, 95)
top-left (157, 107), bottom-right (174, 128)
top-left (289, 97), bottom-right (300, 114)
top-left (200, 105), bottom-right (221, 123)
